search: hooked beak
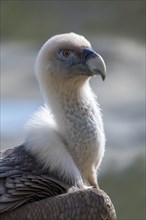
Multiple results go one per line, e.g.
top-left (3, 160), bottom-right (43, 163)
top-left (81, 48), bottom-right (106, 81)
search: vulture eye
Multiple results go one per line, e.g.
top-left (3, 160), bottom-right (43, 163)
top-left (59, 49), bottom-right (72, 60)
top-left (62, 50), bottom-right (71, 57)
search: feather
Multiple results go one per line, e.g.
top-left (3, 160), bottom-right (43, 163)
top-left (1, 188), bottom-right (117, 220)
top-left (0, 145), bottom-right (69, 213)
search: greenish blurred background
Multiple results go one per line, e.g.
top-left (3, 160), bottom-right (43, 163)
top-left (1, 1), bottom-right (145, 219)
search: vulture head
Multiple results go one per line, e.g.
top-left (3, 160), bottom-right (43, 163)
top-left (35, 32), bottom-right (106, 102)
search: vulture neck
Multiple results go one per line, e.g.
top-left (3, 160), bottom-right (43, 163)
top-left (43, 75), bottom-right (99, 139)
top-left (30, 73), bottom-right (104, 182)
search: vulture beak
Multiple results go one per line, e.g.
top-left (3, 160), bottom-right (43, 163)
top-left (82, 48), bottom-right (106, 81)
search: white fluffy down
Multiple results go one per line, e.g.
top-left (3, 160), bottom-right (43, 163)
top-left (25, 106), bottom-right (84, 186)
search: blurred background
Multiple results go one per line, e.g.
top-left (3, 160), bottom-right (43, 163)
top-left (1, 1), bottom-right (145, 219)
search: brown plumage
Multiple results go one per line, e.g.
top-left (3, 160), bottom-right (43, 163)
top-left (1, 188), bottom-right (116, 220)
top-left (0, 145), bottom-right (116, 219)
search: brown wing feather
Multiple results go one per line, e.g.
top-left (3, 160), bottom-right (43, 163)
top-left (0, 145), bottom-right (116, 219)
top-left (1, 188), bottom-right (117, 220)
top-left (0, 145), bottom-right (69, 213)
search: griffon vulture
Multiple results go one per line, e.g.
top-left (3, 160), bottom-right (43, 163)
top-left (0, 33), bottom-right (116, 220)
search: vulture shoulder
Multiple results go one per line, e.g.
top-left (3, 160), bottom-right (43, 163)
top-left (0, 145), bottom-right (116, 220)
top-left (0, 145), bottom-right (69, 213)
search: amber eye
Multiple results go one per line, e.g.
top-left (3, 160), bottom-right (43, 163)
top-left (62, 50), bottom-right (71, 57)
top-left (59, 49), bottom-right (72, 60)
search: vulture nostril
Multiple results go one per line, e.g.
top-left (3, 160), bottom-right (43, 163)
top-left (82, 48), bottom-right (95, 63)
top-left (84, 54), bottom-right (90, 60)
